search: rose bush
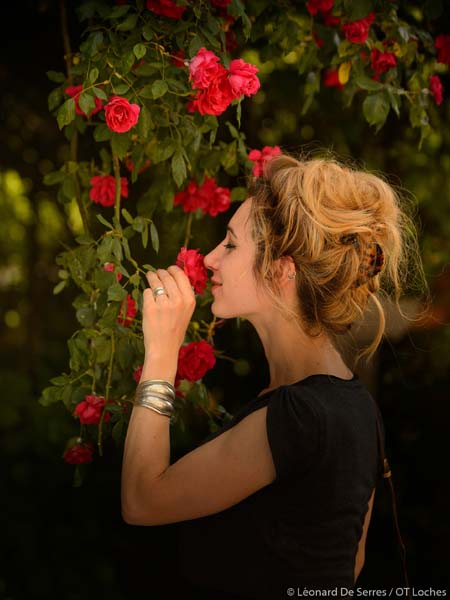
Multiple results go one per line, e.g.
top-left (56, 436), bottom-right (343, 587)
top-left (41, 0), bottom-right (448, 482)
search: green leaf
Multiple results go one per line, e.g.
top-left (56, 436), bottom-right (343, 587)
top-left (116, 13), bottom-right (138, 31)
top-left (141, 223), bottom-right (148, 248)
top-left (231, 186), bottom-right (247, 202)
top-left (76, 306), bottom-right (96, 327)
top-left (53, 280), bottom-right (67, 295)
top-left (44, 171), bottom-right (65, 186)
top-left (136, 105), bottom-right (154, 138)
top-left (112, 419), bottom-right (125, 445)
top-left (113, 83), bottom-right (130, 95)
top-left (97, 214), bottom-right (114, 229)
top-left (107, 283), bottom-right (128, 301)
top-left (142, 23), bottom-right (154, 41)
top-left (133, 43), bottom-right (147, 60)
top-left (112, 238), bottom-right (123, 261)
top-left (57, 98), bottom-right (76, 129)
top-left (47, 70), bottom-right (66, 83)
top-left (354, 73), bottom-right (384, 92)
top-left (150, 222), bottom-right (159, 253)
top-left (39, 386), bottom-right (63, 407)
top-left (93, 87), bottom-right (108, 101)
top-left (362, 93), bottom-right (390, 131)
top-left (93, 336), bottom-right (112, 363)
top-left (189, 35), bottom-right (203, 57)
top-left (78, 92), bottom-right (96, 116)
top-left (343, 0), bottom-right (373, 21)
top-left (171, 150), bottom-right (186, 187)
top-left (152, 80), bottom-right (168, 99)
top-left (132, 216), bottom-right (145, 232)
top-left (111, 132), bottom-right (131, 159)
top-left (89, 67), bottom-right (99, 83)
top-left (93, 124), bottom-right (112, 142)
top-left (121, 208), bottom-right (134, 224)
top-left (149, 138), bottom-right (177, 163)
top-left (62, 175), bottom-right (77, 201)
top-left (48, 87), bottom-right (64, 111)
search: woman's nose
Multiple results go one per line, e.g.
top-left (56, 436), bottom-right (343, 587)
top-left (204, 245), bottom-right (219, 272)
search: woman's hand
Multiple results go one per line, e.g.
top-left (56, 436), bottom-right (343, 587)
top-left (142, 265), bottom-right (196, 360)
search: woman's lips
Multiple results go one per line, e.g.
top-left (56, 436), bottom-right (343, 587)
top-left (211, 284), bottom-right (222, 292)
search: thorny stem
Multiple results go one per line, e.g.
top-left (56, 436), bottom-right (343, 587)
top-left (183, 212), bottom-right (193, 248)
top-left (98, 329), bottom-right (116, 457)
top-left (112, 152), bottom-right (122, 226)
top-left (60, 0), bottom-right (91, 236)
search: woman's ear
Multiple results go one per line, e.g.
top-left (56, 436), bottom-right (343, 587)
top-left (276, 255), bottom-right (296, 284)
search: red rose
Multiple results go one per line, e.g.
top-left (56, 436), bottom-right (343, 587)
top-left (118, 294), bottom-right (138, 327)
top-left (313, 31), bottom-right (325, 48)
top-left (435, 34), bottom-right (450, 66)
top-left (228, 58), bottom-right (260, 98)
top-left (177, 340), bottom-right (216, 382)
top-left (65, 85), bottom-right (104, 117)
top-left (211, 0), bottom-right (232, 6)
top-left (430, 75), bottom-right (443, 106)
top-left (370, 48), bottom-right (397, 74)
top-left (146, 0), bottom-right (186, 19)
top-left (133, 365), bottom-right (143, 383)
top-left (189, 48), bottom-right (223, 90)
top-left (341, 12), bottom-right (375, 44)
top-left (74, 394), bottom-right (111, 425)
top-left (174, 177), bottom-right (231, 216)
top-left (306, 0), bottom-right (333, 16)
top-left (104, 96), bottom-right (140, 133)
top-left (89, 175), bottom-right (128, 207)
top-left (63, 440), bottom-right (94, 464)
top-left (248, 146), bottom-right (282, 177)
top-left (188, 68), bottom-right (234, 116)
top-left (176, 247), bottom-right (208, 294)
top-left (323, 68), bottom-right (344, 89)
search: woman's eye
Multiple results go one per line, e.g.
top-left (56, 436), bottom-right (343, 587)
top-left (223, 242), bottom-right (235, 250)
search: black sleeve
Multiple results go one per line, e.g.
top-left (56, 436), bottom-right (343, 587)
top-left (265, 386), bottom-right (323, 482)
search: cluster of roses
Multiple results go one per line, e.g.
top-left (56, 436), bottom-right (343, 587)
top-left (174, 177), bottom-right (231, 216)
top-left (308, 0), bottom-right (445, 107)
top-left (64, 338), bottom-right (216, 464)
top-left (188, 47), bottom-right (260, 116)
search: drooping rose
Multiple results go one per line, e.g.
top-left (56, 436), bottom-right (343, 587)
top-left (118, 294), bottom-right (138, 327)
top-left (177, 340), bottom-right (216, 382)
top-left (146, 0), bottom-right (186, 19)
top-left (306, 0), bottom-right (333, 16)
top-left (313, 31), bottom-right (325, 48)
top-left (370, 48), bottom-right (397, 74)
top-left (176, 247), bottom-right (208, 295)
top-left (89, 175), bottom-right (128, 207)
top-left (228, 58), bottom-right (260, 98)
top-left (205, 181), bottom-right (231, 217)
top-left (430, 75), bottom-right (443, 106)
top-left (65, 85), bottom-right (104, 117)
top-left (188, 68), bottom-right (234, 116)
top-left (435, 34), bottom-right (450, 66)
top-left (341, 13), bottom-right (375, 44)
top-left (104, 96), bottom-right (140, 133)
top-left (63, 440), bottom-right (94, 464)
top-left (74, 394), bottom-right (111, 425)
top-left (323, 67), bottom-right (345, 89)
top-left (248, 146), bottom-right (282, 177)
top-left (189, 48), bottom-right (223, 89)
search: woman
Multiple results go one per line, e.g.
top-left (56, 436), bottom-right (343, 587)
top-left (121, 154), bottom-right (420, 598)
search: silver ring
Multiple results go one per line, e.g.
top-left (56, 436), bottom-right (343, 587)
top-left (152, 286), bottom-right (167, 299)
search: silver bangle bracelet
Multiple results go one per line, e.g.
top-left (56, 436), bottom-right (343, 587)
top-left (137, 379), bottom-right (175, 401)
top-left (134, 395), bottom-right (174, 418)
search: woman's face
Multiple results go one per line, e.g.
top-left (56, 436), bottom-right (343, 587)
top-left (204, 197), bottom-right (265, 320)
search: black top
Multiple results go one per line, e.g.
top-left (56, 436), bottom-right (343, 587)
top-left (176, 374), bottom-right (381, 599)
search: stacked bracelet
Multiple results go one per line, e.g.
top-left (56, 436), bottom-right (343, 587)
top-left (134, 379), bottom-right (175, 418)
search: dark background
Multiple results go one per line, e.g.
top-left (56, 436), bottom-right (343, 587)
top-left (1, 1), bottom-right (449, 598)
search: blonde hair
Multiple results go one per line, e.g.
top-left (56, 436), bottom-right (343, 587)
top-left (247, 152), bottom-right (426, 361)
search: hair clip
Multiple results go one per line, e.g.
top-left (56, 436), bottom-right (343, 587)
top-left (353, 242), bottom-right (385, 288)
top-left (340, 233), bottom-right (359, 250)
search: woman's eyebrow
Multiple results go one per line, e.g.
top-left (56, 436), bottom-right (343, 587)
top-left (227, 225), bottom-right (237, 238)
